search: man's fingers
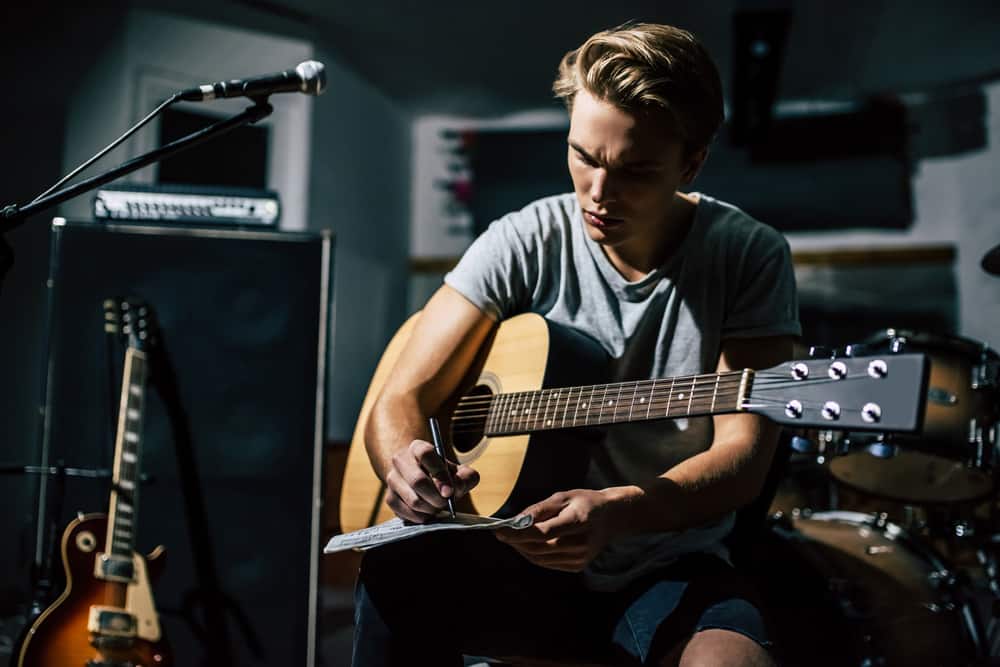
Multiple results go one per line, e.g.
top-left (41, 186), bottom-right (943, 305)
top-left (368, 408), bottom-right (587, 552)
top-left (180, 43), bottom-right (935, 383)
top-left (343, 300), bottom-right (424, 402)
top-left (452, 465), bottom-right (480, 498)
top-left (394, 450), bottom-right (448, 510)
top-left (385, 468), bottom-right (441, 516)
top-left (384, 486), bottom-right (435, 523)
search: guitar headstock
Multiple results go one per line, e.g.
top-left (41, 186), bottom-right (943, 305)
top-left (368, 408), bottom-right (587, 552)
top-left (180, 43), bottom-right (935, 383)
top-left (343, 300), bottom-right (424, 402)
top-left (746, 353), bottom-right (929, 432)
top-left (103, 297), bottom-right (158, 351)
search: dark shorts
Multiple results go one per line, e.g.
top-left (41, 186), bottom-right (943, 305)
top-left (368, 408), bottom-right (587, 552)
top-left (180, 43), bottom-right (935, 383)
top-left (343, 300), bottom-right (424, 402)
top-left (352, 530), bottom-right (770, 666)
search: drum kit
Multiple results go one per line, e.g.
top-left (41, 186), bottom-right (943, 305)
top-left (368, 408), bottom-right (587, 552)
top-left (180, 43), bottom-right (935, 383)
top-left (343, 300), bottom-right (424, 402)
top-left (756, 243), bottom-right (1000, 666)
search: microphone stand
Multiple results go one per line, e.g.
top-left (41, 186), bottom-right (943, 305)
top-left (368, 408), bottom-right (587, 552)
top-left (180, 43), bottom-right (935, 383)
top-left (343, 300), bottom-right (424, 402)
top-left (0, 98), bottom-right (274, 292)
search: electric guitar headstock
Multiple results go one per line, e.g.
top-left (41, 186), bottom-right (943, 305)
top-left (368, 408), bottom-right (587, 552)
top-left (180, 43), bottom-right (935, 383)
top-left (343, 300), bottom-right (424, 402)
top-left (104, 297), bottom-right (158, 352)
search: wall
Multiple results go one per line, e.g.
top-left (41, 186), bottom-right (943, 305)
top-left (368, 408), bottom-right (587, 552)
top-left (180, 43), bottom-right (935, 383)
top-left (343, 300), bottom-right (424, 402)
top-left (785, 81), bottom-right (1000, 348)
top-left (308, 51), bottom-right (412, 443)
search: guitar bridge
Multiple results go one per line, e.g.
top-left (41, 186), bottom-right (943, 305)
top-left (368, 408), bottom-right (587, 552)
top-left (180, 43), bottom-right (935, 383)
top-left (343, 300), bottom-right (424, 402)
top-left (88, 605), bottom-right (137, 638)
top-left (94, 552), bottom-right (135, 583)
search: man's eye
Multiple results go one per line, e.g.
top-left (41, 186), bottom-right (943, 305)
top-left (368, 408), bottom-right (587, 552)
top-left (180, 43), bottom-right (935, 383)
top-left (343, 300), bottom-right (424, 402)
top-left (576, 153), bottom-right (598, 167)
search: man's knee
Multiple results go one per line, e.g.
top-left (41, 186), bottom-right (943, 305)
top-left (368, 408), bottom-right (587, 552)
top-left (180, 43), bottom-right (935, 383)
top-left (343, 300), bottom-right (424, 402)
top-left (673, 628), bottom-right (775, 667)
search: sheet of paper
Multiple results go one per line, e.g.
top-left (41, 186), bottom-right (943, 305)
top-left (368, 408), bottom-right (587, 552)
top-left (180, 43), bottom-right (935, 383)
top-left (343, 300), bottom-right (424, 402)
top-left (323, 512), bottom-right (533, 554)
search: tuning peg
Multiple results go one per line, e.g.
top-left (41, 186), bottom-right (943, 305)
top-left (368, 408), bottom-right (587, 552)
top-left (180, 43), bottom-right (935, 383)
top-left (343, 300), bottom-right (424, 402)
top-left (808, 345), bottom-right (833, 359)
top-left (844, 343), bottom-right (871, 357)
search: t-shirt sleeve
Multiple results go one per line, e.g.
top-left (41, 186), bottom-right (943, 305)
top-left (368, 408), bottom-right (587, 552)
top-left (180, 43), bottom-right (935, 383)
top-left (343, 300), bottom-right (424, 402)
top-left (722, 224), bottom-right (801, 339)
top-left (444, 213), bottom-right (540, 321)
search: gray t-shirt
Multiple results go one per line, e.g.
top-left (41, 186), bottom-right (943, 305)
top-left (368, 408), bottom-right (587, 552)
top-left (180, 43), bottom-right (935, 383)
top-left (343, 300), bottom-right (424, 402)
top-left (445, 192), bottom-right (800, 590)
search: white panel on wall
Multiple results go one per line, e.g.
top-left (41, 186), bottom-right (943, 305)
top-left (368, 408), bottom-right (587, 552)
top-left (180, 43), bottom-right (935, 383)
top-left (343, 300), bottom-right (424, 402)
top-left (409, 110), bottom-right (567, 259)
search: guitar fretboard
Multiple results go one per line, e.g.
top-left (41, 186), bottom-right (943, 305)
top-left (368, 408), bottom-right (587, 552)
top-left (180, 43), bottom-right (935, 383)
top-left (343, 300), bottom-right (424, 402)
top-left (476, 370), bottom-right (749, 436)
top-left (106, 348), bottom-right (148, 558)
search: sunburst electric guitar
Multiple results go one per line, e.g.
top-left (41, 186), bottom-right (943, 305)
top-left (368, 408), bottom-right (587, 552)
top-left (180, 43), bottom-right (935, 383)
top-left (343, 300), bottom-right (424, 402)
top-left (17, 298), bottom-right (171, 667)
top-left (340, 312), bottom-right (929, 534)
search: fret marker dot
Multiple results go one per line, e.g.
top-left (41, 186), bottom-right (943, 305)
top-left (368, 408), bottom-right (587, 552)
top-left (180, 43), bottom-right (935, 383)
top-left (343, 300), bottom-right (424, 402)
top-left (607, 400), bottom-right (613, 405)
top-left (640, 397), bottom-right (646, 403)
top-left (679, 393), bottom-right (685, 400)
top-left (546, 419), bottom-right (552, 425)
top-left (582, 403), bottom-right (588, 408)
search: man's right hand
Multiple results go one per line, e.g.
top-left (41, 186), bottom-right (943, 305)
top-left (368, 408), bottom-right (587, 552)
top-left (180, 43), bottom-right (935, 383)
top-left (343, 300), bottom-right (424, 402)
top-left (384, 439), bottom-right (480, 523)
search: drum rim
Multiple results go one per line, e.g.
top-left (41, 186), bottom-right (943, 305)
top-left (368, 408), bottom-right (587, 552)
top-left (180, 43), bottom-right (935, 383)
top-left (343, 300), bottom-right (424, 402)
top-left (864, 328), bottom-right (998, 360)
top-left (795, 509), bottom-right (954, 572)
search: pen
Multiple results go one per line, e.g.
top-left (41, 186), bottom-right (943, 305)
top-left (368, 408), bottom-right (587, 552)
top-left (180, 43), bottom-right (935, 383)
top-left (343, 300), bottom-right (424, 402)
top-left (428, 417), bottom-right (457, 519)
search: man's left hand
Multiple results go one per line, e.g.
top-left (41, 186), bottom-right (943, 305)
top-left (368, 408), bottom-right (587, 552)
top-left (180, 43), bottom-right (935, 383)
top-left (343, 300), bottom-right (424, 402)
top-left (495, 488), bottom-right (629, 572)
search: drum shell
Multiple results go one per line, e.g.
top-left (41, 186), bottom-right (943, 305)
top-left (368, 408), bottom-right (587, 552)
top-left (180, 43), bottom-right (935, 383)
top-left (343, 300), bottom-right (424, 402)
top-left (757, 511), bottom-right (979, 666)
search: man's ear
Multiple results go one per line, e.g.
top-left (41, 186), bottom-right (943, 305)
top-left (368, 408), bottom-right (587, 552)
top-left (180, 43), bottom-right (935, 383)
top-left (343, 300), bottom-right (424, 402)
top-left (681, 147), bottom-right (709, 185)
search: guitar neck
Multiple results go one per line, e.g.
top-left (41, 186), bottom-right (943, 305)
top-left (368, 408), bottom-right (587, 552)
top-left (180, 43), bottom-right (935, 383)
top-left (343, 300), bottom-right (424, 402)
top-left (105, 347), bottom-right (148, 558)
top-left (477, 369), bottom-right (751, 436)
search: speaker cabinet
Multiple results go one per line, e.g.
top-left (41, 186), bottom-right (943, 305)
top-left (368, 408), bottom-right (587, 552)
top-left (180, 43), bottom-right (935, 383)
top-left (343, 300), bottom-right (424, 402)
top-left (35, 219), bottom-right (333, 666)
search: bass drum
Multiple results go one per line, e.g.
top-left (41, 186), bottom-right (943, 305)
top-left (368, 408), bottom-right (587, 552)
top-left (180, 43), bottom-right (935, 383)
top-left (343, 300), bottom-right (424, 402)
top-left (758, 511), bottom-right (981, 666)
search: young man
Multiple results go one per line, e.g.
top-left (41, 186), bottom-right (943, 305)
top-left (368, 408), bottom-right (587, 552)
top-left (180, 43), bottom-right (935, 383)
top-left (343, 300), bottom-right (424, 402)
top-left (353, 23), bottom-right (799, 667)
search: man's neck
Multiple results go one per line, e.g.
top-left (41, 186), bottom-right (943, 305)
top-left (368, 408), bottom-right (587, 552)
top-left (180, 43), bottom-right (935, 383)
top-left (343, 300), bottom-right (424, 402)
top-left (602, 193), bottom-right (699, 281)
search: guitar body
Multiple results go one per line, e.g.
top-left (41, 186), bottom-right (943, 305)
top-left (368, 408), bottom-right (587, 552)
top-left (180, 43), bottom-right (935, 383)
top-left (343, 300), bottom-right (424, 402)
top-left (340, 312), bottom-right (608, 534)
top-left (16, 514), bottom-right (171, 667)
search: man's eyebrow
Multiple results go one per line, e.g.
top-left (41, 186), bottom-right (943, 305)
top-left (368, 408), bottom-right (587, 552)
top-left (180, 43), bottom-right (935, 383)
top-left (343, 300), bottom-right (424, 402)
top-left (568, 140), bottom-right (660, 168)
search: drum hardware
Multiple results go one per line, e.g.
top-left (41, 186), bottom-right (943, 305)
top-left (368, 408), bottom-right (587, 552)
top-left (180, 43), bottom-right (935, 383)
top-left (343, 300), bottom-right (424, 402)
top-left (827, 329), bottom-right (1000, 505)
top-left (760, 510), bottom-right (982, 665)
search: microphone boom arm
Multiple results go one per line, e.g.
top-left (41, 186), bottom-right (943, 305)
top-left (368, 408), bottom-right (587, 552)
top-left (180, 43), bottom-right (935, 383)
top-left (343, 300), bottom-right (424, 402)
top-left (1, 99), bottom-right (274, 233)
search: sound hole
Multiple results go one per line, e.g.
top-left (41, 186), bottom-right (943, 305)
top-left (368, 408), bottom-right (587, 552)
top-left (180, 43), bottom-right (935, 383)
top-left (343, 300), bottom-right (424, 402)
top-left (451, 384), bottom-right (493, 454)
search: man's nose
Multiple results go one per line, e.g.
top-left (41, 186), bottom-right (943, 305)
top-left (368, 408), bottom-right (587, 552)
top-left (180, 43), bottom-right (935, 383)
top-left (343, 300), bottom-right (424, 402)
top-left (590, 169), bottom-right (612, 204)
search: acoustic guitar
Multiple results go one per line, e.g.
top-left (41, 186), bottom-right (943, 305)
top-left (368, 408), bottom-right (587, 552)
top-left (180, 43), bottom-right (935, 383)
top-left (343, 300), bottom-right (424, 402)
top-left (16, 298), bottom-right (171, 667)
top-left (340, 312), bottom-right (928, 534)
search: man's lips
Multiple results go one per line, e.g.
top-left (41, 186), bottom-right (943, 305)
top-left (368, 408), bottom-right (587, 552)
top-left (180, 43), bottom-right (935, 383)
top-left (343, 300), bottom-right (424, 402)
top-left (584, 210), bottom-right (624, 227)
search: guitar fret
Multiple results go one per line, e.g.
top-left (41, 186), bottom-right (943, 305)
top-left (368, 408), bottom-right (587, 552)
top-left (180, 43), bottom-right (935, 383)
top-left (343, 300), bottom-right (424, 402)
top-left (711, 375), bottom-right (720, 412)
top-left (494, 393), bottom-right (503, 435)
top-left (542, 389), bottom-right (553, 429)
top-left (665, 378), bottom-right (675, 416)
top-left (526, 391), bottom-right (537, 431)
top-left (561, 387), bottom-right (571, 428)
top-left (687, 377), bottom-right (696, 414)
top-left (645, 380), bottom-right (655, 420)
top-left (612, 383), bottom-right (623, 423)
top-left (626, 382), bottom-right (637, 421)
top-left (522, 391), bottom-right (531, 431)
top-left (597, 385), bottom-right (608, 424)
top-left (510, 393), bottom-right (520, 432)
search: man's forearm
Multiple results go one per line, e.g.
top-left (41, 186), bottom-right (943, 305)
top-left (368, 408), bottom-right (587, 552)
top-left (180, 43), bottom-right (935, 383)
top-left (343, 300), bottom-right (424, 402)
top-left (602, 434), bottom-right (777, 538)
top-left (364, 391), bottom-right (430, 482)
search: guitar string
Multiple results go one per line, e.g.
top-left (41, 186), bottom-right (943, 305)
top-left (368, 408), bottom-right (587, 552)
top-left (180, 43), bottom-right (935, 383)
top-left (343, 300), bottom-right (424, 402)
top-left (449, 372), bottom-right (884, 414)
top-left (449, 391), bottom-right (891, 434)
top-left (449, 375), bottom-right (746, 411)
top-left (449, 389), bottom-right (748, 433)
top-left (450, 383), bottom-right (746, 424)
top-left (447, 371), bottom-right (877, 411)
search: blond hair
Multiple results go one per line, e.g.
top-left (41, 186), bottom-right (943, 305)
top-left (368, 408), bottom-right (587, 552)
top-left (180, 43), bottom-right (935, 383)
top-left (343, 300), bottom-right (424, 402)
top-left (553, 22), bottom-right (724, 154)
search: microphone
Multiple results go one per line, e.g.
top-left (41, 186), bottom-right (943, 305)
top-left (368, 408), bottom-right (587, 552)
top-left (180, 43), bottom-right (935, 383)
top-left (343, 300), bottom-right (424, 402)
top-left (178, 60), bottom-right (326, 102)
